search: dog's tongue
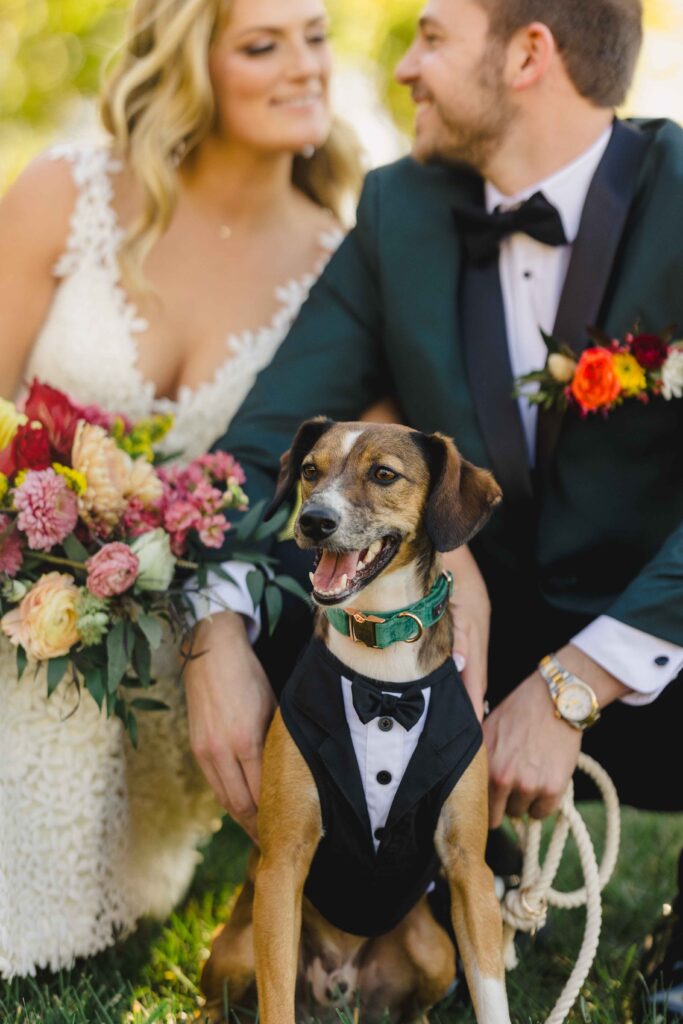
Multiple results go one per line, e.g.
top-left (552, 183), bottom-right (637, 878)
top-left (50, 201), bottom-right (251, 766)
top-left (313, 549), bottom-right (362, 592)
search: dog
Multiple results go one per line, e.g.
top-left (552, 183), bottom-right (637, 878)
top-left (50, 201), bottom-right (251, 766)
top-left (201, 419), bottom-right (511, 1024)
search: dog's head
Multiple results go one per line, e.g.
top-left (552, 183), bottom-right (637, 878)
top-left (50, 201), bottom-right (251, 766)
top-left (265, 418), bottom-right (501, 607)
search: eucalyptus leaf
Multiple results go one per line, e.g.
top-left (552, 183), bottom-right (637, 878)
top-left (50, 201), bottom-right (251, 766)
top-left (252, 504), bottom-right (290, 540)
top-left (84, 666), bottom-right (106, 709)
top-left (233, 499), bottom-right (267, 542)
top-left (265, 584), bottom-right (283, 637)
top-left (137, 614), bottom-right (163, 651)
top-left (106, 621), bottom-right (128, 694)
top-left (47, 655), bottom-right (70, 696)
top-left (133, 632), bottom-right (151, 688)
top-left (16, 646), bottom-right (27, 680)
top-left (540, 328), bottom-right (561, 354)
top-left (230, 550), bottom-right (278, 567)
top-left (127, 711), bottom-right (139, 749)
top-left (246, 570), bottom-right (266, 611)
top-left (62, 533), bottom-right (89, 563)
top-left (130, 698), bottom-right (169, 712)
top-left (272, 575), bottom-right (311, 604)
top-left (206, 564), bottom-right (237, 587)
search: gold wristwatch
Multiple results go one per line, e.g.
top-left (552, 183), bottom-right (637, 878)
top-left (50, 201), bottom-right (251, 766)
top-left (537, 654), bottom-right (601, 731)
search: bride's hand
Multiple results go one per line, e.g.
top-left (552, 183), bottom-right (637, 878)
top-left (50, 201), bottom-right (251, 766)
top-left (183, 611), bottom-right (276, 843)
top-left (440, 545), bottom-right (491, 722)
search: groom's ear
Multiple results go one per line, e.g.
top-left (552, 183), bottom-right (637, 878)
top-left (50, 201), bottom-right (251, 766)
top-left (264, 417), bottom-right (336, 521)
top-left (415, 432), bottom-right (502, 551)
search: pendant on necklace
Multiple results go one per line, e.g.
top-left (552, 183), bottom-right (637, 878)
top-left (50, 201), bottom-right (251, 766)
top-left (219, 225), bottom-right (232, 240)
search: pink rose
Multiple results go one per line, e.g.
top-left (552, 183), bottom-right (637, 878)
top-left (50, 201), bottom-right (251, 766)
top-left (86, 543), bottom-right (140, 598)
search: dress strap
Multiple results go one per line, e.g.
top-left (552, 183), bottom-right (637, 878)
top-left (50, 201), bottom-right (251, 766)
top-left (47, 143), bottom-right (124, 280)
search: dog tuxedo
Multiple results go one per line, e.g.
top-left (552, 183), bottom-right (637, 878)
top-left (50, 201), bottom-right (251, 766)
top-left (279, 640), bottom-right (482, 938)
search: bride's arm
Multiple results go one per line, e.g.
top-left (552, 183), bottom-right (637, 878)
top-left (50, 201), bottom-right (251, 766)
top-left (0, 156), bottom-right (75, 398)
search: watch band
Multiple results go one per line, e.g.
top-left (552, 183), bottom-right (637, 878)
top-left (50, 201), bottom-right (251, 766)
top-left (538, 654), bottom-right (601, 731)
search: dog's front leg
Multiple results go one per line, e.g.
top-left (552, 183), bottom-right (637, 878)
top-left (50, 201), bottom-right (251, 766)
top-left (254, 711), bottom-right (322, 1024)
top-left (435, 747), bottom-right (512, 1024)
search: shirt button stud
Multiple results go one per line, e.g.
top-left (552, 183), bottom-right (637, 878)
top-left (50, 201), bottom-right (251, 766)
top-left (378, 717), bottom-right (394, 732)
top-left (374, 827), bottom-right (386, 841)
top-left (654, 655), bottom-right (670, 666)
top-left (376, 770), bottom-right (392, 785)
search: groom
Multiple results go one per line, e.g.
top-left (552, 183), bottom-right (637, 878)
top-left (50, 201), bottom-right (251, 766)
top-left (186, 0), bottom-right (683, 1009)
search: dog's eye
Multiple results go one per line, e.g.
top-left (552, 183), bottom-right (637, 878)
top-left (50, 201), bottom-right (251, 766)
top-left (373, 466), bottom-right (399, 484)
top-left (301, 463), bottom-right (318, 482)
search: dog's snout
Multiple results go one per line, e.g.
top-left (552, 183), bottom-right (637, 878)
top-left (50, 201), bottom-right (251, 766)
top-left (299, 506), bottom-right (339, 541)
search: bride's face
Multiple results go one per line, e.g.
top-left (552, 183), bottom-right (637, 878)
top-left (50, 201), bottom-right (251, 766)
top-left (209, 0), bottom-right (332, 155)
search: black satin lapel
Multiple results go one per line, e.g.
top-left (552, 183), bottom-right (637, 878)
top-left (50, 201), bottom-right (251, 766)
top-left (461, 257), bottom-right (533, 504)
top-left (536, 121), bottom-right (655, 470)
top-left (318, 735), bottom-right (372, 835)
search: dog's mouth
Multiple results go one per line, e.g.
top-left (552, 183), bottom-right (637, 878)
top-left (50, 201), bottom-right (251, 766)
top-left (310, 534), bottom-right (401, 605)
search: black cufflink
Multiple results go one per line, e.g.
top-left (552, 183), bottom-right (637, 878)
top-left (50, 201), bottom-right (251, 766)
top-left (654, 655), bottom-right (669, 667)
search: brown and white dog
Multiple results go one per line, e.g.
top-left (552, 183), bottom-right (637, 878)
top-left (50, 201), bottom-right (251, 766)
top-left (201, 419), bottom-right (511, 1024)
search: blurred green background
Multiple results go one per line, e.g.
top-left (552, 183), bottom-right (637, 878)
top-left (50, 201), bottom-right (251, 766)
top-left (1, 0), bottom-right (683, 191)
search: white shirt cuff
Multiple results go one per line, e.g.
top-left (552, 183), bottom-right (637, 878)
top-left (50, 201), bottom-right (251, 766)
top-left (184, 561), bottom-right (261, 644)
top-left (571, 615), bottom-right (683, 706)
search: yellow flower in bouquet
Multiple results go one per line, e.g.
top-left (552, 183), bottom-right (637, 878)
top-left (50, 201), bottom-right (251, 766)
top-left (614, 353), bottom-right (647, 396)
top-left (1, 572), bottom-right (80, 661)
top-left (0, 399), bottom-right (27, 450)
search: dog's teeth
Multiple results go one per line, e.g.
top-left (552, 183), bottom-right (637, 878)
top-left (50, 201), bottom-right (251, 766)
top-left (339, 573), bottom-right (348, 590)
top-left (366, 540), bottom-right (382, 563)
top-left (309, 572), bottom-right (315, 585)
top-left (357, 559), bottom-right (366, 570)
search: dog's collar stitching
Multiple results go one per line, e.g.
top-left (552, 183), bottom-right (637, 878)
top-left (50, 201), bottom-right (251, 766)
top-left (325, 571), bottom-right (453, 649)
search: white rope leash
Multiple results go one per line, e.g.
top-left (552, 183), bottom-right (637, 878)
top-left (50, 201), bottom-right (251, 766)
top-left (500, 753), bottom-right (621, 1024)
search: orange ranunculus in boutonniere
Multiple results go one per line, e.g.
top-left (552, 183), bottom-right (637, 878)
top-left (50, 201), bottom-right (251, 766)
top-left (513, 324), bottom-right (683, 417)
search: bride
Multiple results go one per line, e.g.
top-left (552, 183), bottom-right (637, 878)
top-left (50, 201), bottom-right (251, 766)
top-left (0, 0), bottom-right (360, 977)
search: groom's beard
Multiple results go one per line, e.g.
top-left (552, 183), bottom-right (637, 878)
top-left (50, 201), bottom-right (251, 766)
top-left (416, 41), bottom-right (517, 174)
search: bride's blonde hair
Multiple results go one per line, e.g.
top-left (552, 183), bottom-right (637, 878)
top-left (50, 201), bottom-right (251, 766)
top-left (100, 0), bottom-right (362, 287)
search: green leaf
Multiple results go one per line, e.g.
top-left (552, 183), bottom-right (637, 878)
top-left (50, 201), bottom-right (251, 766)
top-left (130, 698), bottom-right (169, 712)
top-left (106, 620), bottom-right (128, 694)
top-left (234, 498), bottom-right (267, 542)
top-left (540, 328), bottom-right (561, 354)
top-left (246, 569), bottom-right (266, 611)
top-left (84, 666), bottom-right (106, 709)
top-left (252, 504), bottom-right (290, 541)
top-left (16, 646), bottom-right (27, 680)
top-left (230, 550), bottom-right (278, 567)
top-left (273, 574), bottom-right (311, 604)
top-left (205, 564), bottom-right (237, 587)
top-left (47, 655), bottom-right (70, 696)
top-left (62, 532), bottom-right (89, 563)
top-left (127, 711), bottom-right (139, 749)
top-left (137, 613), bottom-right (163, 651)
top-left (265, 584), bottom-right (283, 637)
top-left (133, 632), bottom-right (151, 687)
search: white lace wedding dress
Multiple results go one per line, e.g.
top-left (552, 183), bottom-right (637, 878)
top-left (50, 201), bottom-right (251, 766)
top-left (0, 144), bottom-right (340, 978)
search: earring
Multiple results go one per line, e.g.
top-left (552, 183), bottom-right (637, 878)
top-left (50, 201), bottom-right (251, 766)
top-left (300, 143), bottom-right (315, 159)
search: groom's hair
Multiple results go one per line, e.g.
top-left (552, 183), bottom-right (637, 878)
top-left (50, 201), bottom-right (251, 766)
top-left (477, 0), bottom-right (643, 107)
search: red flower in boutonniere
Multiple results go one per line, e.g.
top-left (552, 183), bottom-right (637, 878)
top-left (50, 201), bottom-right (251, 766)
top-left (513, 324), bottom-right (683, 417)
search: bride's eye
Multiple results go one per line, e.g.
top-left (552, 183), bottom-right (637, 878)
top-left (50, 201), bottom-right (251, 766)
top-left (306, 32), bottom-right (329, 46)
top-left (244, 41), bottom-right (276, 57)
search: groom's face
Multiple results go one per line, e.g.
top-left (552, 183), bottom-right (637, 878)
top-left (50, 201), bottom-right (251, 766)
top-left (396, 0), bottom-right (516, 171)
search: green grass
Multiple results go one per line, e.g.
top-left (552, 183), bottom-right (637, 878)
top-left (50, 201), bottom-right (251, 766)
top-left (1, 806), bottom-right (682, 1024)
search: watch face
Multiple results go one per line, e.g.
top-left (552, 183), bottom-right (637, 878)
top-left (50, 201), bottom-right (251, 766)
top-left (556, 682), bottom-right (595, 723)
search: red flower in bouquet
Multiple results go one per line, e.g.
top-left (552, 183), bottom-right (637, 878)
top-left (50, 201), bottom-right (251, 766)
top-left (0, 422), bottom-right (52, 476)
top-left (0, 514), bottom-right (23, 577)
top-left (630, 333), bottom-right (669, 371)
top-left (22, 380), bottom-right (83, 458)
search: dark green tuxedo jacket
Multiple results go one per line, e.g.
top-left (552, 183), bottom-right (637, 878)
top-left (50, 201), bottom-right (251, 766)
top-left (215, 118), bottom-right (683, 664)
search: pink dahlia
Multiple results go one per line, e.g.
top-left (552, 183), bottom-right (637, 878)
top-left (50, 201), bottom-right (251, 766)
top-left (0, 514), bottom-right (23, 576)
top-left (14, 469), bottom-right (79, 551)
top-left (86, 543), bottom-right (139, 598)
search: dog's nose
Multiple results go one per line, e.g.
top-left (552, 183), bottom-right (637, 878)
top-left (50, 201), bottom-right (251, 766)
top-left (299, 506), bottom-right (339, 541)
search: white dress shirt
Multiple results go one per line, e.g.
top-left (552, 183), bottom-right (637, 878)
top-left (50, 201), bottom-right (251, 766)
top-left (486, 126), bottom-right (683, 703)
top-left (198, 127), bottom-right (682, 705)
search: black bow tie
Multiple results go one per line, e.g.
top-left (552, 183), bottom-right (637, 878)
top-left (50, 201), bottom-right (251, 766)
top-left (453, 191), bottom-right (567, 265)
top-left (351, 677), bottom-right (425, 731)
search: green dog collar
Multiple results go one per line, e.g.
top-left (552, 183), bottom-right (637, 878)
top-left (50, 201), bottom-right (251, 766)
top-left (325, 571), bottom-right (453, 649)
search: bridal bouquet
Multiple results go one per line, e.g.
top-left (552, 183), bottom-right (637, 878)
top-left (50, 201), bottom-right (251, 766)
top-left (514, 325), bottom-right (683, 415)
top-left (0, 380), bottom-right (299, 743)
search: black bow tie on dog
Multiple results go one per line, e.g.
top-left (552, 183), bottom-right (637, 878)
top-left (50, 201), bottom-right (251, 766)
top-left (351, 677), bottom-right (425, 731)
top-left (452, 191), bottom-right (567, 264)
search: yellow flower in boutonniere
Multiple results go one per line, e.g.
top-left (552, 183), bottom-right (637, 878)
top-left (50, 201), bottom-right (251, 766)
top-left (613, 353), bottom-right (647, 396)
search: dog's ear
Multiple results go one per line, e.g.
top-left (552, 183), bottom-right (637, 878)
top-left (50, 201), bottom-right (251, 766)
top-left (417, 432), bottom-right (502, 551)
top-left (264, 417), bottom-right (335, 521)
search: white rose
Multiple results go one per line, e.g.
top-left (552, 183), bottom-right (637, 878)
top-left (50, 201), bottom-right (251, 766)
top-left (661, 349), bottom-right (683, 400)
top-left (130, 529), bottom-right (177, 592)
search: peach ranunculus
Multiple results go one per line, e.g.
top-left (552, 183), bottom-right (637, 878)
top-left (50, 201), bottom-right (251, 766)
top-left (570, 348), bottom-right (621, 413)
top-left (71, 421), bottom-right (163, 533)
top-left (1, 572), bottom-right (80, 660)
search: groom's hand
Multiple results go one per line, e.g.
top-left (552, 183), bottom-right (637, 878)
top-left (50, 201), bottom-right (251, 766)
top-left (184, 610), bottom-right (276, 842)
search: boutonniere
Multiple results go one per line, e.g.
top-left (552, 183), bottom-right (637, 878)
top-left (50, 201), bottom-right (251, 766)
top-left (514, 325), bottom-right (683, 416)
